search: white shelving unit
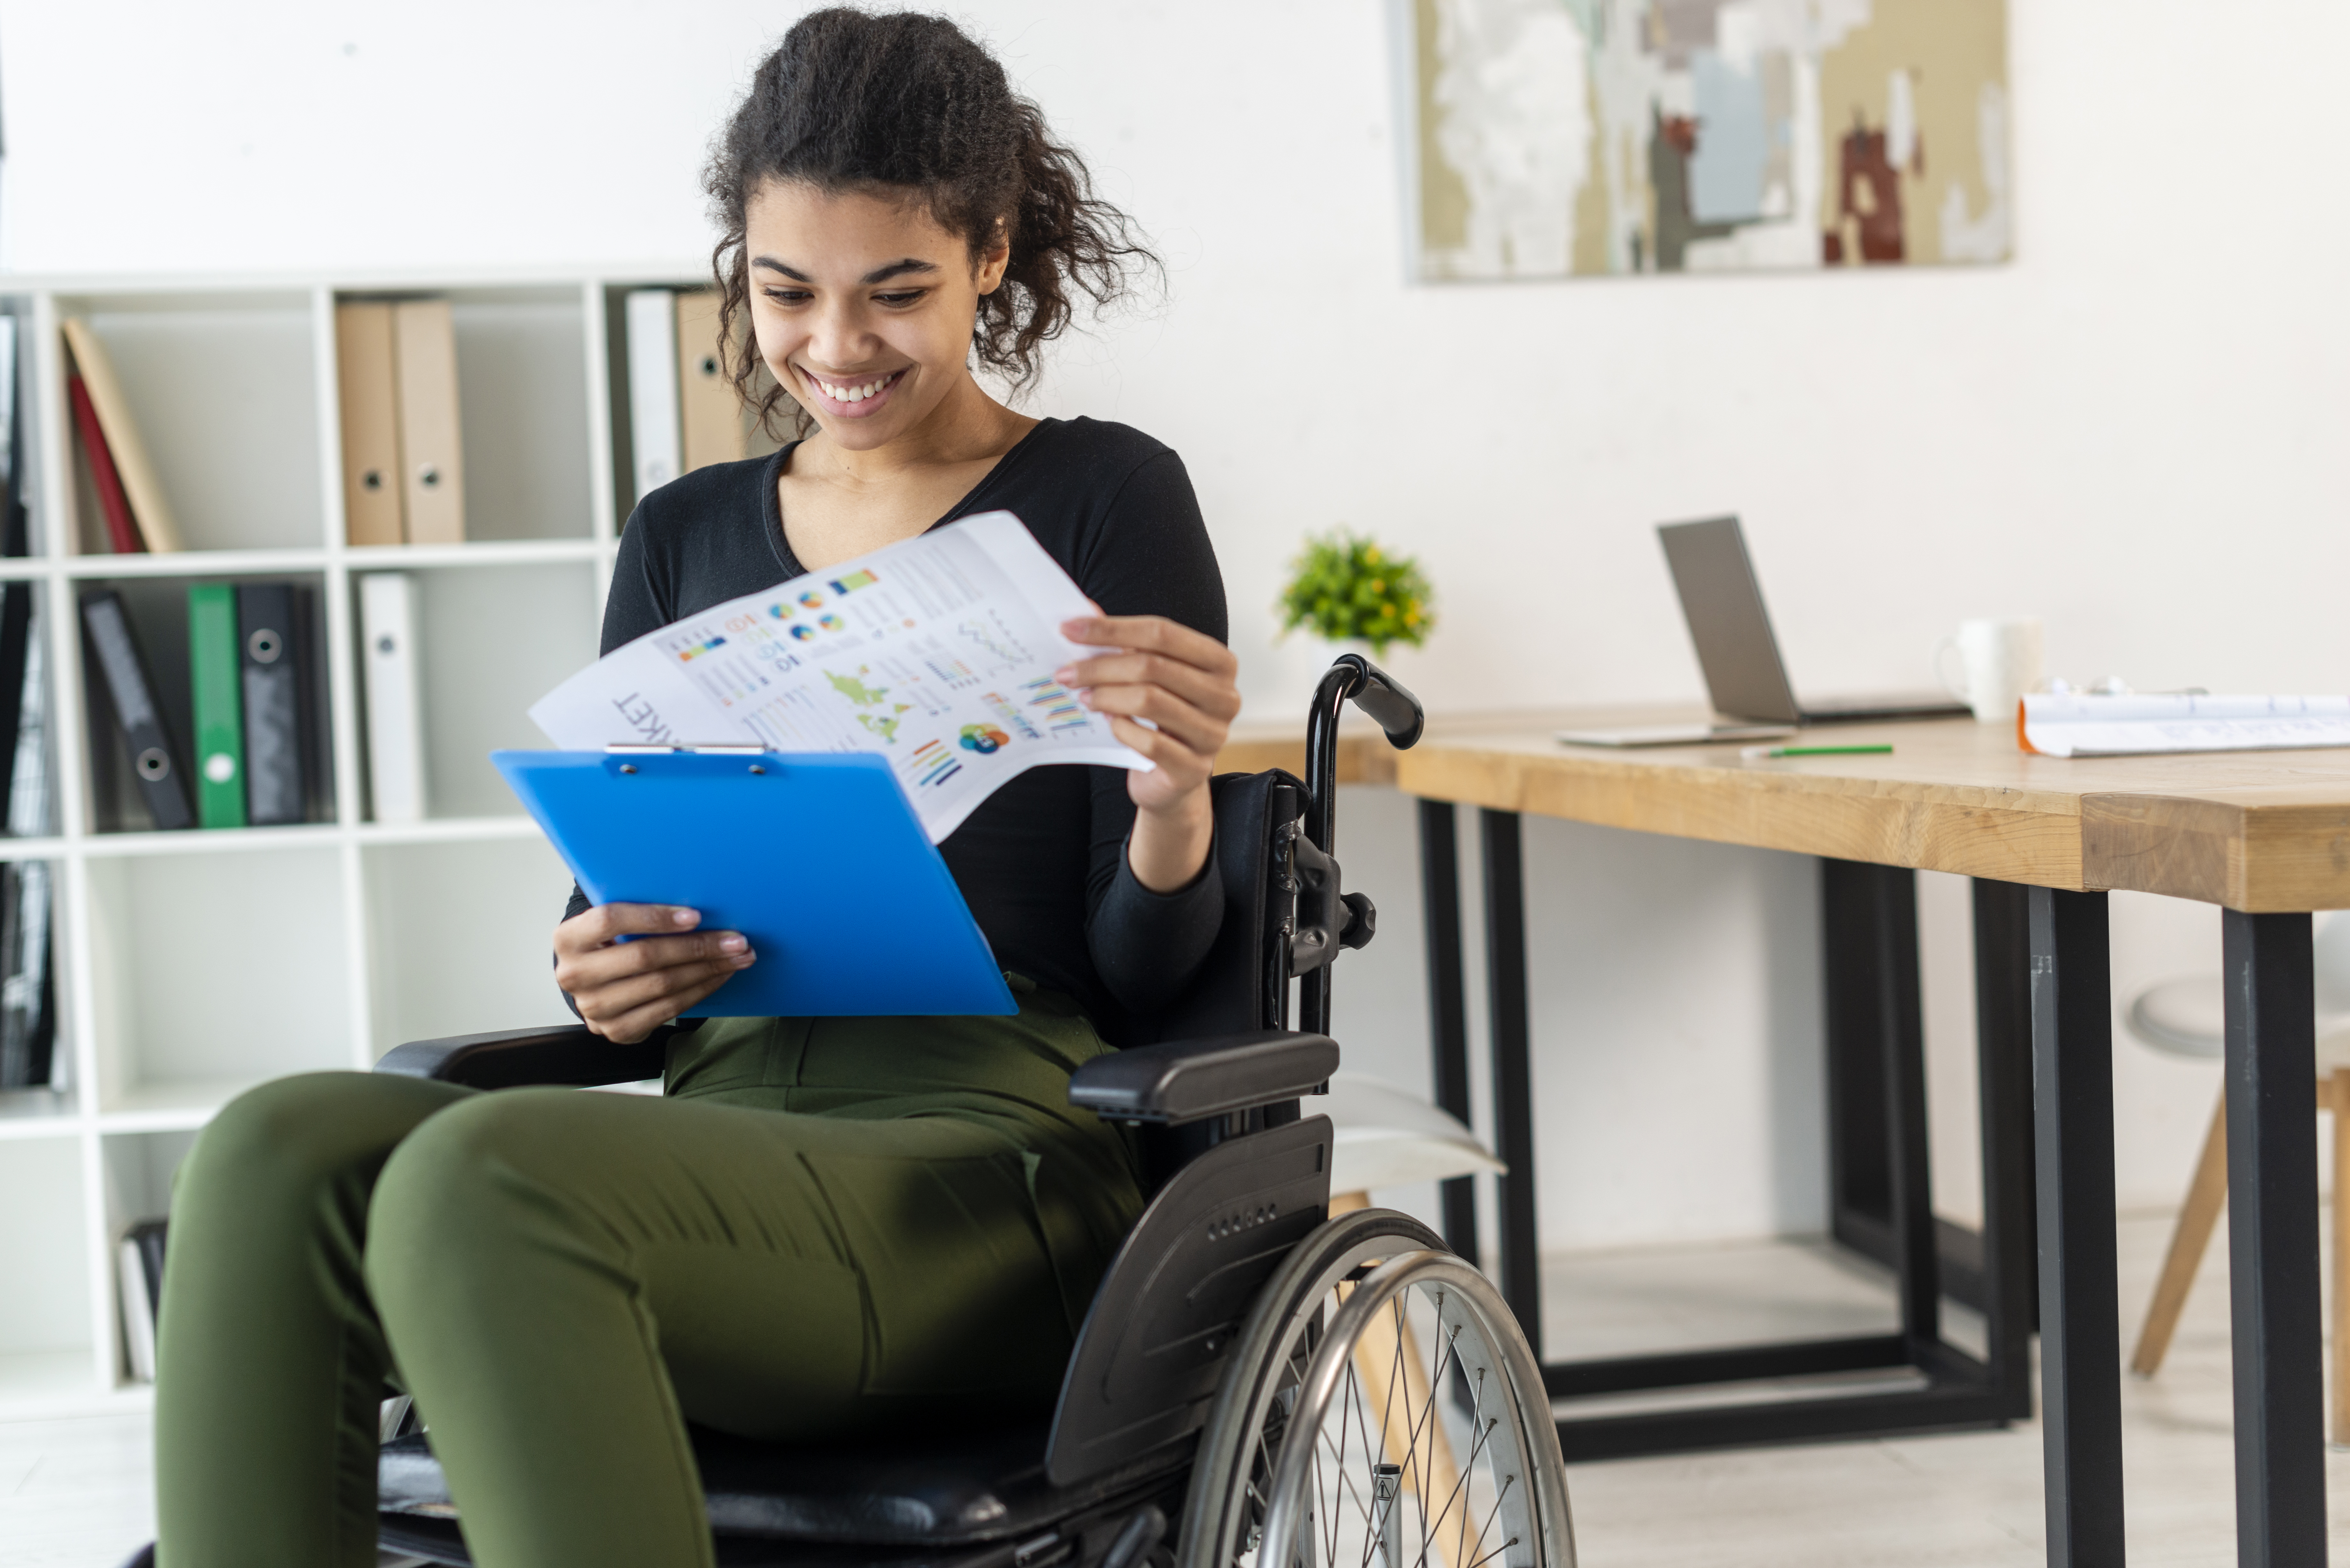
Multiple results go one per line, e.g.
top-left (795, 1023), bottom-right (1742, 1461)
top-left (0, 267), bottom-right (709, 1414)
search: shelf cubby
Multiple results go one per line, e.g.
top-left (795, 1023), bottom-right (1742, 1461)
top-left (55, 290), bottom-right (323, 556)
top-left (442, 285), bottom-right (597, 542)
top-left (77, 572), bottom-right (334, 835)
top-left (364, 835), bottom-right (579, 1056)
top-left (82, 845), bottom-right (353, 1116)
top-left (0, 1135), bottom-right (95, 1404)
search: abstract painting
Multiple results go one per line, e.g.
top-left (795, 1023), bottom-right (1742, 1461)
top-left (1408, 0), bottom-right (2010, 278)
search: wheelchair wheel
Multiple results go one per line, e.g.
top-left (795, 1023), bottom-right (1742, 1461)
top-left (1177, 1208), bottom-right (1573, 1568)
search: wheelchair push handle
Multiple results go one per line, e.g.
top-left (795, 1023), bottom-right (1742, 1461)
top-left (1291, 653), bottom-right (1422, 1038)
top-left (1303, 653), bottom-right (1424, 856)
top-left (1329, 653), bottom-right (1425, 749)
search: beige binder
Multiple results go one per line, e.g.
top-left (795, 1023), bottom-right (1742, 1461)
top-left (334, 303), bottom-right (405, 547)
top-left (59, 318), bottom-right (184, 553)
top-left (675, 289), bottom-right (744, 473)
top-left (393, 300), bottom-right (465, 544)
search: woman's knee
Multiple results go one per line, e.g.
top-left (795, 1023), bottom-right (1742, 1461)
top-left (365, 1090), bottom-right (603, 1297)
top-left (176, 1072), bottom-right (448, 1222)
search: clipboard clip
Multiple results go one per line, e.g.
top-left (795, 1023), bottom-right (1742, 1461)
top-left (603, 743), bottom-right (776, 775)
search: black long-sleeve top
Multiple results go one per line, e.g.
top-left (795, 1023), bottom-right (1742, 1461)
top-left (559, 416), bottom-right (1229, 1040)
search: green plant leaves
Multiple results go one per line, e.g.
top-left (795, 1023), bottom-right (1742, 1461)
top-left (1276, 530), bottom-right (1435, 653)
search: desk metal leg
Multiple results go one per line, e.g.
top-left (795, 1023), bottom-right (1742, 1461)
top-left (1418, 797), bottom-right (1478, 1265)
top-left (1970, 880), bottom-right (2038, 1412)
top-left (2222, 910), bottom-right (2326, 1568)
top-left (1473, 846), bottom-right (2029, 1461)
top-left (1479, 808), bottom-right (1542, 1347)
top-left (1871, 867), bottom-right (1943, 1349)
top-left (2028, 887), bottom-right (2125, 1568)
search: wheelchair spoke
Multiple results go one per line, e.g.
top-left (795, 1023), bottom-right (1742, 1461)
top-left (1443, 1397), bottom-right (1505, 1568)
top-left (1198, 1228), bottom-right (1567, 1568)
top-left (1322, 1361), bottom-right (1375, 1568)
top-left (1411, 1296), bottom-right (1442, 1557)
top-left (1465, 1469), bottom-right (1518, 1568)
top-left (1333, 1356), bottom-right (1377, 1540)
top-left (1401, 1340), bottom-right (1491, 1568)
top-left (1390, 1298), bottom-right (1461, 1548)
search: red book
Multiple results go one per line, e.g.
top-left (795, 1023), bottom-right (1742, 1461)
top-left (67, 373), bottom-right (144, 555)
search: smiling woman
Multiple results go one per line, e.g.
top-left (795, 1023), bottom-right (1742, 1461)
top-left (149, 11), bottom-right (1245, 1568)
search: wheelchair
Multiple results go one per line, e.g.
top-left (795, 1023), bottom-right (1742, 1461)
top-left (309, 656), bottom-right (1571, 1568)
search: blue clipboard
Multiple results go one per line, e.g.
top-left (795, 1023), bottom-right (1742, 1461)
top-left (492, 749), bottom-right (1017, 1018)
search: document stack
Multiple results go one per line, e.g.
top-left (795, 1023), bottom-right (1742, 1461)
top-left (79, 583), bottom-right (320, 834)
top-left (117, 1220), bottom-right (167, 1383)
top-left (334, 299), bottom-right (466, 546)
top-left (61, 316), bottom-right (183, 554)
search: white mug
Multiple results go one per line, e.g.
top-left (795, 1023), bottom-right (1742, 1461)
top-left (1935, 618), bottom-right (2044, 724)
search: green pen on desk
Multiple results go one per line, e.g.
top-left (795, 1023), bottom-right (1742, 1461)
top-left (1740, 743), bottom-right (1895, 759)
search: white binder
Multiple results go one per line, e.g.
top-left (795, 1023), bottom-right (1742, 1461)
top-left (625, 289), bottom-right (682, 502)
top-left (359, 573), bottom-right (428, 823)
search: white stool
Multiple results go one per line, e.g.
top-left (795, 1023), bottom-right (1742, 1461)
top-left (2124, 937), bottom-right (2350, 1441)
top-left (1317, 1072), bottom-right (1506, 1559)
top-left (1324, 1071), bottom-right (1506, 1206)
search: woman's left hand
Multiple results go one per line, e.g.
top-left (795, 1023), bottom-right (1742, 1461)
top-left (1058, 613), bottom-right (1241, 890)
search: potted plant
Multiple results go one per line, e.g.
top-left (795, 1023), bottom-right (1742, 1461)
top-left (1277, 530), bottom-right (1435, 659)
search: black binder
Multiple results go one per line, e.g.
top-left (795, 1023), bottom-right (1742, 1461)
top-left (0, 505), bottom-right (32, 829)
top-left (236, 583), bottom-right (309, 826)
top-left (0, 859), bottom-right (54, 1089)
top-left (80, 590), bottom-right (193, 831)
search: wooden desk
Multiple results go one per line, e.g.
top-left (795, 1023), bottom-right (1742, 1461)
top-left (1384, 710), bottom-right (2339, 1568)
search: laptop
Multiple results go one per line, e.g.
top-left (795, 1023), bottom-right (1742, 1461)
top-left (1558, 515), bottom-right (1969, 748)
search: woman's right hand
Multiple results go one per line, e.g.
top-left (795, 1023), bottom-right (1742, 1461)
top-left (552, 904), bottom-right (756, 1044)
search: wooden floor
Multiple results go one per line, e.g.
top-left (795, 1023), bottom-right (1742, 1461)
top-left (4, 1212), bottom-right (2342, 1567)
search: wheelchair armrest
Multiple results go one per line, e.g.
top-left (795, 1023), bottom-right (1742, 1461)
top-left (1068, 1030), bottom-right (1338, 1124)
top-left (374, 1026), bottom-right (666, 1089)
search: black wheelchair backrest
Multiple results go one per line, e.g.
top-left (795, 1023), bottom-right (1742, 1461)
top-left (1124, 769), bottom-right (1305, 1046)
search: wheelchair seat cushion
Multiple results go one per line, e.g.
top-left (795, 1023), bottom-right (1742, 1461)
top-left (379, 1421), bottom-right (1186, 1546)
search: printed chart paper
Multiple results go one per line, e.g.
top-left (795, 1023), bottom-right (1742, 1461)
top-left (529, 512), bottom-right (1148, 840)
top-left (2020, 694), bottom-right (2350, 758)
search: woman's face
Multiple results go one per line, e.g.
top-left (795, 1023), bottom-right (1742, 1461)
top-left (744, 179), bottom-right (1008, 450)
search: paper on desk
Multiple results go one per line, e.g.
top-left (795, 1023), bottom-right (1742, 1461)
top-left (528, 511), bottom-right (1148, 840)
top-left (2020, 693), bottom-right (2350, 757)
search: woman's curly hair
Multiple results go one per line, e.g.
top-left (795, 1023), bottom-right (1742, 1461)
top-left (706, 8), bottom-right (1158, 436)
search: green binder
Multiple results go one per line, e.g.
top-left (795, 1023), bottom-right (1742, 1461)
top-left (187, 582), bottom-right (246, 829)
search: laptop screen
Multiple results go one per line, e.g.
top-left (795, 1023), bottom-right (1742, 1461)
top-left (1656, 517), bottom-right (1803, 725)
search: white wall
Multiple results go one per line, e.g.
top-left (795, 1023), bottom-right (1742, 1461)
top-left (6, 0), bottom-right (2337, 1248)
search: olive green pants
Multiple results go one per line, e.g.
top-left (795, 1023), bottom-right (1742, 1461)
top-left (153, 983), bottom-right (1143, 1568)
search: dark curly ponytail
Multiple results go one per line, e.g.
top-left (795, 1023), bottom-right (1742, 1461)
top-left (705, 8), bottom-right (1158, 435)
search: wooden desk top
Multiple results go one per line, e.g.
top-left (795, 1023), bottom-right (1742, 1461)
top-left (1220, 707), bottom-right (2350, 912)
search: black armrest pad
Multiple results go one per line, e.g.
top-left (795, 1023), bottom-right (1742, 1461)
top-left (374, 1026), bottom-right (665, 1089)
top-left (1067, 1030), bottom-right (1338, 1124)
